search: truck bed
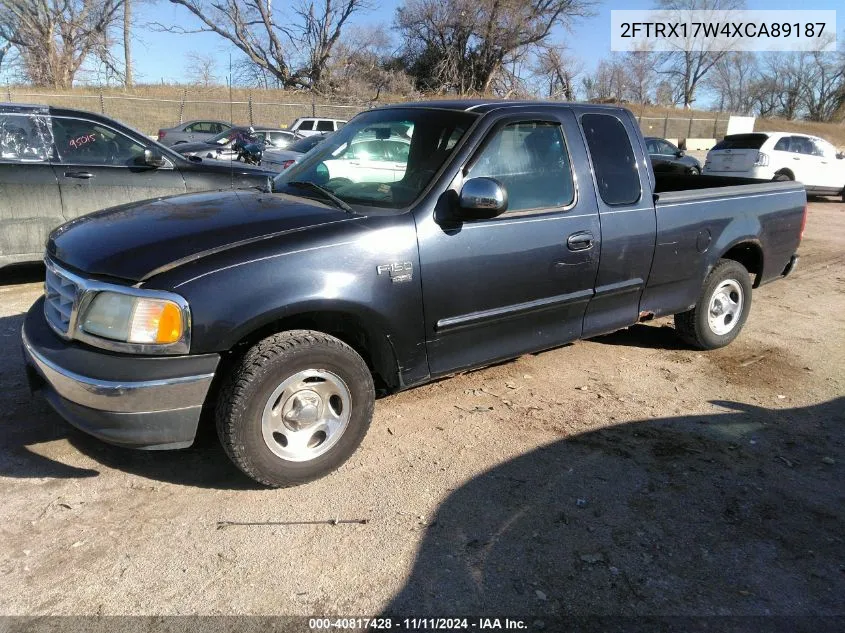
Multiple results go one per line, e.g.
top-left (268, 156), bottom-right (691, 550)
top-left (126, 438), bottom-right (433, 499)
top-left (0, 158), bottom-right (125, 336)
top-left (642, 173), bottom-right (806, 320)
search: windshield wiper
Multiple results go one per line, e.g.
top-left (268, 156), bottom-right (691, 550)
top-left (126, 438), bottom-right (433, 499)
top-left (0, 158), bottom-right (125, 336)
top-left (287, 180), bottom-right (353, 213)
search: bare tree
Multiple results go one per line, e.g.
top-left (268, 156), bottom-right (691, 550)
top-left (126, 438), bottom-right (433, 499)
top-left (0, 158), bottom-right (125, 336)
top-left (0, 39), bottom-right (12, 77)
top-left (655, 0), bottom-right (745, 108)
top-left (802, 49), bottom-right (845, 122)
top-left (185, 51), bottom-right (217, 86)
top-left (624, 47), bottom-right (657, 104)
top-left (534, 46), bottom-right (582, 100)
top-left (325, 26), bottom-right (416, 100)
top-left (0, 0), bottom-right (124, 88)
top-left (396, 0), bottom-right (594, 95)
top-left (124, 0), bottom-right (132, 86)
top-left (161, 0), bottom-right (367, 90)
top-left (582, 56), bottom-right (627, 102)
top-left (708, 52), bottom-right (758, 114)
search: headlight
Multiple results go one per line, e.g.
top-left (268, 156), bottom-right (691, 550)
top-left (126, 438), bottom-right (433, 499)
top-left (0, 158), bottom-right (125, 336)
top-left (79, 291), bottom-right (187, 349)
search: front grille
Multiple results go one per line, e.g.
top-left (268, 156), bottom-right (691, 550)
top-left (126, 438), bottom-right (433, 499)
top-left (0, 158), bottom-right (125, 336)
top-left (44, 262), bottom-right (80, 336)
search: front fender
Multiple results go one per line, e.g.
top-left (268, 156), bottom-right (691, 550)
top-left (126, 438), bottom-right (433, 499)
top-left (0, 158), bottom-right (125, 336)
top-left (147, 213), bottom-right (428, 387)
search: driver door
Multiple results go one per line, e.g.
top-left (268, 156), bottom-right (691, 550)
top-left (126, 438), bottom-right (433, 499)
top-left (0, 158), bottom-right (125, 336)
top-left (417, 112), bottom-right (601, 376)
top-left (51, 116), bottom-right (187, 220)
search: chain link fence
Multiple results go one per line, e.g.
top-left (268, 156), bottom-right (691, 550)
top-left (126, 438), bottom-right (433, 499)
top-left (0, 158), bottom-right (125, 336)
top-left (5, 89), bottom-right (732, 142)
top-left (4, 90), bottom-right (371, 136)
top-left (637, 115), bottom-right (729, 142)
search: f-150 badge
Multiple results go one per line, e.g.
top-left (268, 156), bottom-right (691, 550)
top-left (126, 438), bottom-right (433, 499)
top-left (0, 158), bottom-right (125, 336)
top-left (377, 261), bottom-right (413, 284)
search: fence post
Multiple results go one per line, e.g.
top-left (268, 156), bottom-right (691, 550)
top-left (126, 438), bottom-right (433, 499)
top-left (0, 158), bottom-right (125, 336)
top-left (99, 91), bottom-right (106, 115)
top-left (6, 86), bottom-right (11, 102)
top-left (248, 94), bottom-right (254, 126)
top-left (311, 94), bottom-right (316, 117)
top-left (179, 88), bottom-right (187, 124)
top-left (687, 116), bottom-right (693, 141)
top-left (662, 115), bottom-right (668, 138)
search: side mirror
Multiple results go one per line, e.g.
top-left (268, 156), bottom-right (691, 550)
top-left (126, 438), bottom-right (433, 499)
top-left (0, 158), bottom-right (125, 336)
top-left (675, 149), bottom-right (686, 158)
top-left (456, 177), bottom-right (508, 219)
top-left (144, 148), bottom-right (166, 168)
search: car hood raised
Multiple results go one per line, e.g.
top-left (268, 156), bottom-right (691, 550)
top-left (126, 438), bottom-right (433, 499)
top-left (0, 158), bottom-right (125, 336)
top-left (47, 190), bottom-right (353, 282)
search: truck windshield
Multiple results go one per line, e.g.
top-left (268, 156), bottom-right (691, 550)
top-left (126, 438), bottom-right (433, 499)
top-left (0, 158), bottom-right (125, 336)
top-left (273, 108), bottom-right (476, 209)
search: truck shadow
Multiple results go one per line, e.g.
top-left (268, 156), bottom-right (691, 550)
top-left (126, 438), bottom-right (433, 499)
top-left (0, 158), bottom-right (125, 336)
top-left (0, 311), bottom-right (261, 490)
top-left (0, 262), bottom-right (45, 286)
top-left (591, 322), bottom-right (689, 350)
top-left (385, 397), bottom-right (845, 620)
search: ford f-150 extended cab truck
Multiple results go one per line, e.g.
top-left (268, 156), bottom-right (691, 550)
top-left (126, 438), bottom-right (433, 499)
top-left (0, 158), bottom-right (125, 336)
top-left (21, 101), bottom-right (805, 487)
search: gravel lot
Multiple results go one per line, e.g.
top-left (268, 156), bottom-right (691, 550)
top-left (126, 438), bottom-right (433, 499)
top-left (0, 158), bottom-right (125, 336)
top-left (0, 200), bottom-right (842, 621)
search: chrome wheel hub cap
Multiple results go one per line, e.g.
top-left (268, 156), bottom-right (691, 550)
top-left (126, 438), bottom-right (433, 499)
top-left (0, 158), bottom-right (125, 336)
top-left (262, 369), bottom-right (351, 462)
top-left (707, 279), bottom-right (743, 336)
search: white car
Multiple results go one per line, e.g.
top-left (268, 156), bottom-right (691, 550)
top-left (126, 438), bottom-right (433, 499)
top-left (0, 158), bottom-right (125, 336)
top-left (288, 117), bottom-right (347, 137)
top-left (704, 132), bottom-right (845, 200)
top-left (323, 138), bottom-right (410, 184)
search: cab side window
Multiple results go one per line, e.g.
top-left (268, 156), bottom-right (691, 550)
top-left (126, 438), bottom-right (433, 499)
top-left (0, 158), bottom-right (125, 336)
top-left (298, 120), bottom-right (314, 131)
top-left (659, 141), bottom-right (677, 155)
top-left (0, 113), bottom-right (54, 162)
top-left (467, 121), bottom-right (575, 214)
top-left (52, 118), bottom-right (147, 167)
top-left (316, 120), bottom-right (334, 132)
top-left (581, 113), bottom-right (640, 206)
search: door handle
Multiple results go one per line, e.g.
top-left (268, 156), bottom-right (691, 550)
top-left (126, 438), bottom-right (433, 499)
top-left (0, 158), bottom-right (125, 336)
top-left (567, 231), bottom-right (594, 251)
top-left (793, 157), bottom-right (800, 160)
top-left (63, 171), bottom-right (93, 179)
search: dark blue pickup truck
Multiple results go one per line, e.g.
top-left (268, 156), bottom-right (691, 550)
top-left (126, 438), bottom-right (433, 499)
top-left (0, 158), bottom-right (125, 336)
top-left (22, 100), bottom-right (805, 487)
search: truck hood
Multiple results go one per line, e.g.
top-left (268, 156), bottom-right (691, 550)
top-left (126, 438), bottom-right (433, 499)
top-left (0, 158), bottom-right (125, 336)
top-left (47, 190), bottom-right (353, 282)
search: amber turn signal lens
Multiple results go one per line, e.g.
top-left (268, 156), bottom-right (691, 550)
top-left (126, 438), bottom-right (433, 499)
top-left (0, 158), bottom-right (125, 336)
top-left (126, 299), bottom-right (184, 345)
top-left (155, 301), bottom-right (183, 344)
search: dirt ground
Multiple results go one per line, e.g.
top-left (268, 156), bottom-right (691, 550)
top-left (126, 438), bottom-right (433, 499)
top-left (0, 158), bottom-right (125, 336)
top-left (0, 200), bottom-right (842, 624)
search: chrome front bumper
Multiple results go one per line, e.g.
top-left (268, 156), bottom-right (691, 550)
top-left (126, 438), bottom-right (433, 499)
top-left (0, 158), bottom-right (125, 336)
top-left (22, 298), bottom-right (219, 450)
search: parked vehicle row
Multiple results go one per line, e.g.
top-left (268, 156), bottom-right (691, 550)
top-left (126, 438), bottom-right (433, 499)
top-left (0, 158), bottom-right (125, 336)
top-left (157, 117), bottom-right (348, 146)
top-left (172, 126), bottom-right (297, 159)
top-left (21, 100), bottom-right (806, 488)
top-left (0, 104), bottom-right (273, 269)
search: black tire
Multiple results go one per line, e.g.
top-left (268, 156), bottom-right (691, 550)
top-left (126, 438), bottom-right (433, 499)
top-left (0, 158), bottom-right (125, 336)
top-left (216, 330), bottom-right (375, 487)
top-left (773, 171), bottom-right (792, 182)
top-left (674, 260), bottom-right (753, 350)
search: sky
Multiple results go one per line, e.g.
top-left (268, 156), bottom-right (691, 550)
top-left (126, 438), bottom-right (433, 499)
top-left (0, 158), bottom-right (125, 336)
top-left (58, 0), bottom-right (845, 86)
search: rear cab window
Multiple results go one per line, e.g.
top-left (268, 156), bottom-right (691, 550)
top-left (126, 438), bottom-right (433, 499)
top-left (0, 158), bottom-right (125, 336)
top-left (297, 120), bottom-right (314, 131)
top-left (316, 120), bottom-right (334, 132)
top-left (580, 113), bottom-right (640, 206)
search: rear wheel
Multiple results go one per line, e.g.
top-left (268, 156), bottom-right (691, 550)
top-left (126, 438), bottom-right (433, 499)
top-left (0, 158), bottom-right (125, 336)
top-left (674, 260), bottom-right (752, 350)
top-left (216, 330), bottom-right (375, 487)
top-left (773, 171), bottom-right (793, 182)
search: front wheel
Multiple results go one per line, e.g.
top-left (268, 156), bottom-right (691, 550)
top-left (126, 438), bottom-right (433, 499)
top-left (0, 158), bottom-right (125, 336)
top-left (216, 330), bottom-right (375, 487)
top-left (674, 260), bottom-right (753, 350)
